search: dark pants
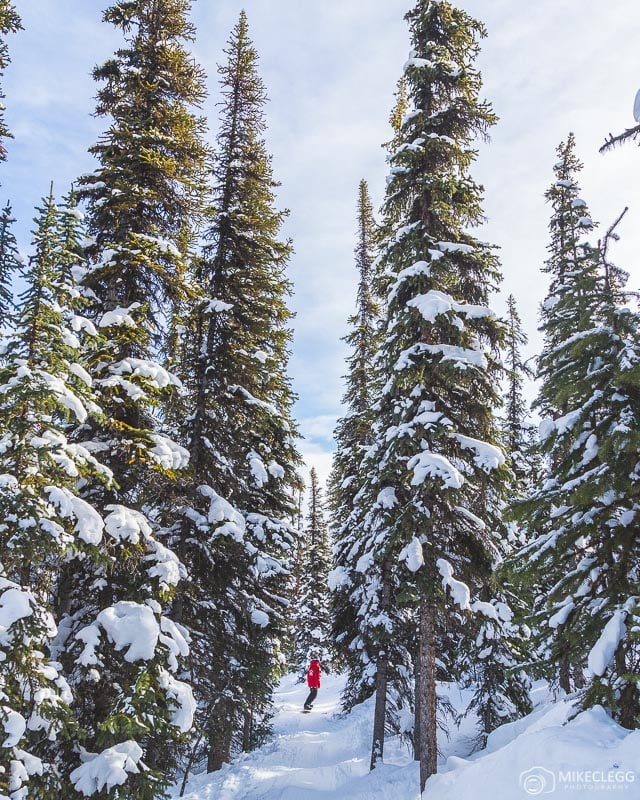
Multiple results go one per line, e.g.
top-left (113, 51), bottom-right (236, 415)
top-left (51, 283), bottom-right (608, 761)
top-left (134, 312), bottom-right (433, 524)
top-left (304, 687), bottom-right (318, 707)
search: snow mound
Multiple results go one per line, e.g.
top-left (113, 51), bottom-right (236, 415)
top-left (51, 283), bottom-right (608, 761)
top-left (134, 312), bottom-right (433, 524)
top-left (433, 701), bottom-right (640, 799)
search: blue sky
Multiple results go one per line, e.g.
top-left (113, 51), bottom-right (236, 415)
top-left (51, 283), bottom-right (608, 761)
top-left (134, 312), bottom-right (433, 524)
top-left (3, 0), bottom-right (640, 485)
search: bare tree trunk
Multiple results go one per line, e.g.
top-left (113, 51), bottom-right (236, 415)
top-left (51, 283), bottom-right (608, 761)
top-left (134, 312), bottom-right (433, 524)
top-left (54, 563), bottom-right (73, 618)
top-left (616, 645), bottom-right (639, 730)
top-left (572, 662), bottom-right (585, 690)
top-left (179, 729), bottom-right (205, 796)
top-left (558, 652), bottom-right (571, 695)
top-left (414, 639), bottom-right (421, 761)
top-left (242, 706), bottom-right (253, 752)
top-left (418, 595), bottom-right (437, 793)
top-left (207, 710), bottom-right (232, 772)
top-left (370, 648), bottom-right (389, 770)
top-left (370, 557), bottom-right (392, 771)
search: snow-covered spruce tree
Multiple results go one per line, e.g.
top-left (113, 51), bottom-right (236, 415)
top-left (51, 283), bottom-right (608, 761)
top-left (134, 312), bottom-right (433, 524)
top-left (329, 181), bottom-right (379, 521)
top-left (173, 11), bottom-right (301, 771)
top-left (516, 137), bottom-right (640, 728)
top-left (0, 192), bottom-right (85, 800)
top-left (496, 293), bottom-right (538, 642)
top-left (453, 302), bottom-right (534, 748)
top-left (329, 96), bottom-right (418, 723)
top-left (0, 202), bottom-right (20, 335)
top-left (455, 583), bottom-right (532, 745)
top-left (360, 2), bottom-right (510, 788)
top-left (1, 189), bottom-right (195, 800)
top-left (56, 1), bottom-right (211, 793)
top-left (0, 0), bottom-right (21, 163)
top-left (447, 292), bottom-right (535, 746)
top-left (293, 468), bottom-right (333, 674)
top-left (76, 0), bottom-right (210, 498)
top-left (502, 294), bottom-right (537, 488)
top-left (515, 134), bottom-right (598, 695)
top-left (328, 179), bottom-right (381, 694)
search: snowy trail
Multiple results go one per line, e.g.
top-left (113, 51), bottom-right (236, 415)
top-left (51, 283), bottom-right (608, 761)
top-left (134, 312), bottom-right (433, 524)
top-left (175, 673), bottom-right (421, 800)
top-left (175, 676), bottom-right (640, 800)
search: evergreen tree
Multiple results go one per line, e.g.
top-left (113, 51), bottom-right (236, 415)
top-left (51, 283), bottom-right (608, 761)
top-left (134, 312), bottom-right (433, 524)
top-left (516, 137), bottom-right (640, 728)
top-left (0, 192), bottom-right (82, 800)
top-left (0, 187), bottom-right (194, 799)
top-left (172, 11), bottom-right (301, 772)
top-left (293, 468), bottom-right (333, 674)
top-left (0, 201), bottom-right (20, 333)
top-left (57, 2), bottom-right (212, 794)
top-left (76, 0), bottom-right (210, 498)
top-left (455, 583), bottom-right (532, 744)
top-left (0, 0), bottom-right (21, 162)
top-left (356, 2), bottom-right (509, 788)
top-left (329, 180), bottom-right (381, 701)
top-left (502, 294), bottom-right (537, 487)
top-left (518, 135), bottom-right (598, 696)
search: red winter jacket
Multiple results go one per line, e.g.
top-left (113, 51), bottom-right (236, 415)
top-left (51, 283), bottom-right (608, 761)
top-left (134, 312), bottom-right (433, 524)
top-left (307, 659), bottom-right (321, 689)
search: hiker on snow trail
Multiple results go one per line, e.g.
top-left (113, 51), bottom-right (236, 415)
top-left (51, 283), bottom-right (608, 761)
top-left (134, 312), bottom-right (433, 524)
top-left (303, 655), bottom-right (321, 710)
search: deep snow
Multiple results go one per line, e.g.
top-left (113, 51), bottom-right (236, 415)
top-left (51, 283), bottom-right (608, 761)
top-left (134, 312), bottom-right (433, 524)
top-left (174, 673), bottom-right (640, 799)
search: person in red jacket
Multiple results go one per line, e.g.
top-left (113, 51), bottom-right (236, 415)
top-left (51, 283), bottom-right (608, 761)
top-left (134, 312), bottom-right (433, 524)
top-left (304, 654), bottom-right (321, 710)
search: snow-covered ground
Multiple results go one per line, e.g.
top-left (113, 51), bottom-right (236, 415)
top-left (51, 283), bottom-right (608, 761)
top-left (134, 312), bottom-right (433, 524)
top-left (174, 674), bottom-right (640, 799)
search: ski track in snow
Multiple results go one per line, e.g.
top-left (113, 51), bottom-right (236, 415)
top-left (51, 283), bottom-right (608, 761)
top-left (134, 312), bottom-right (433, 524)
top-left (174, 673), bottom-right (477, 800)
top-left (174, 675), bottom-right (640, 800)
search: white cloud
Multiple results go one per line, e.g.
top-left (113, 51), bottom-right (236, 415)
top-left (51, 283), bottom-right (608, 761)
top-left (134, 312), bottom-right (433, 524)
top-left (4, 0), bottom-right (640, 474)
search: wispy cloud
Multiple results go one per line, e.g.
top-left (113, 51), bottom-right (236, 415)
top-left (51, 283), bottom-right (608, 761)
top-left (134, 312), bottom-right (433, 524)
top-left (4, 0), bottom-right (640, 489)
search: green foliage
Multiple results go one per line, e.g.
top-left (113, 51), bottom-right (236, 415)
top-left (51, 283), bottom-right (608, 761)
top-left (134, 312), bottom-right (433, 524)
top-left (50, 2), bottom-right (213, 794)
top-left (0, 0), bottom-right (21, 161)
top-left (329, 180), bottom-right (382, 706)
top-left (370, 0), bottom-right (505, 674)
top-left (168, 10), bottom-right (302, 772)
top-left (502, 294), bottom-right (537, 487)
top-left (0, 189), bottom-right (101, 800)
top-left (293, 468), bottom-right (333, 675)
top-left (0, 201), bottom-right (19, 330)
top-left (514, 136), bottom-right (640, 728)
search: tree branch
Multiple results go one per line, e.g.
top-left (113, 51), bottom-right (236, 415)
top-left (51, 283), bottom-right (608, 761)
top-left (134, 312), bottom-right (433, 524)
top-left (600, 206), bottom-right (629, 264)
top-left (599, 124), bottom-right (640, 153)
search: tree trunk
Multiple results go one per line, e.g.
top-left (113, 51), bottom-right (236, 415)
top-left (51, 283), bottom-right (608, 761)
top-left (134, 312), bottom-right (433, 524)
top-left (242, 706), bottom-right (253, 752)
top-left (370, 556), bottom-right (392, 771)
top-left (418, 595), bottom-right (437, 793)
top-left (207, 710), bottom-right (232, 772)
top-left (370, 648), bottom-right (389, 771)
top-left (54, 562), bottom-right (73, 618)
top-left (572, 662), bottom-right (585, 690)
top-left (616, 644), bottom-right (638, 730)
top-left (558, 651), bottom-right (571, 695)
top-left (414, 638), bottom-right (421, 761)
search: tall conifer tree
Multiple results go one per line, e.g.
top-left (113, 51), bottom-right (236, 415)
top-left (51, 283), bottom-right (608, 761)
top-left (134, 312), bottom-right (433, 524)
top-left (293, 468), bottom-right (333, 673)
top-left (356, 2), bottom-right (508, 788)
top-left (173, 11), bottom-right (301, 771)
top-left (0, 192), bottom-right (81, 800)
top-left (58, 2), bottom-right (212, 793)
top-left (517, 137), bottom-right (640, 728)
top-left (0, 202), bottom-right (19, 333)
top-left (0, 0), bottom-right (21, 162)
top-left (77, 0), bottom-right (210, 499)
top-left (502, 294), bottom-right (536, 486)
top-left (329, 180), bottom-right (381, 701)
